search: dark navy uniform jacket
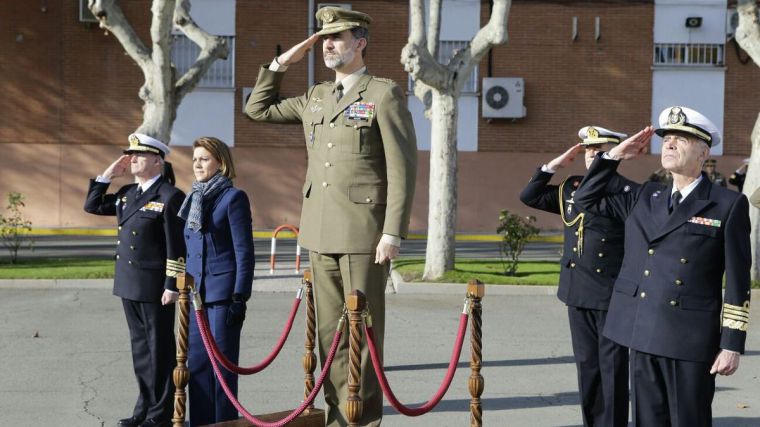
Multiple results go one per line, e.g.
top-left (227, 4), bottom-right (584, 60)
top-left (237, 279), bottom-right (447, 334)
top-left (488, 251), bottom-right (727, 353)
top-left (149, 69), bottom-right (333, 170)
top-left (520, 169), bottom-right (636, 310)
top-left (84, 177), bottom-right (186, 302)
top-left (575, 155), bottom-right (751, 362)
top-left (184, 187), bottom-right (254, 303)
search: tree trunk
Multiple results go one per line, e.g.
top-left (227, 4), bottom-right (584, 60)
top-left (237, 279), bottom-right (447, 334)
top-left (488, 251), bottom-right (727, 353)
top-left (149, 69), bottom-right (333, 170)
top-left (138, 68), bottom-right (177, 143)
top-left (423, 91), bottom-right (458, 280)
top-left (745, 113), bottom-right (760, 281)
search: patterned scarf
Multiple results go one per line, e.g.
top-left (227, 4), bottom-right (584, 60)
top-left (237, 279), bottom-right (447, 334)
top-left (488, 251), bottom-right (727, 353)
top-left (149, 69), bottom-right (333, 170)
top-left (178, 172), bottom-right (232, 232)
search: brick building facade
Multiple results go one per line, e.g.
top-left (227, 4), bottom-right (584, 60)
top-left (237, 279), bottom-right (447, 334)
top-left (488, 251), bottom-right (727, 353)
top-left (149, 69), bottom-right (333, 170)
top-left (1, 0), bottom-right (758, 232)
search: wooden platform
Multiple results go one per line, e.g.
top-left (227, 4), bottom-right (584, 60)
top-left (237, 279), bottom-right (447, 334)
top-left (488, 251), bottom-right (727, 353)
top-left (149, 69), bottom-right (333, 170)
top-left (206, 408), bottom-right (325, 427)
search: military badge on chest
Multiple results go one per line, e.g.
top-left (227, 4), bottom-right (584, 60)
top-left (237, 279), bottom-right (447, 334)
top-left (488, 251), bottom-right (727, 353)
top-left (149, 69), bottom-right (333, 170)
top-left (345, 102), bottom-right (375, 121)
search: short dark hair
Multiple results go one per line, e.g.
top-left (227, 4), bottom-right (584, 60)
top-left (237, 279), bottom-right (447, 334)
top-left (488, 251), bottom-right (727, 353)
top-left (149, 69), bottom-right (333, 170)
top-left (350, 27), bottom-right (369, 57)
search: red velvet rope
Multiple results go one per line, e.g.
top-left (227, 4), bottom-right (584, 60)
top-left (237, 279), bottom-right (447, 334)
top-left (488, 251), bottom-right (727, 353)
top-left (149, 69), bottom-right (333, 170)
top-left (365, 313), bottom-right (469, 416)
top-left (195, 309), bottom-right (344, 427)
top-left (198, 296), bottom-right (302, 375)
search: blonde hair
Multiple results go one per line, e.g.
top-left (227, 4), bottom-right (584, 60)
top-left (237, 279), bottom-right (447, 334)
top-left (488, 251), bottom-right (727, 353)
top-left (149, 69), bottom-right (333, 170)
top-left (193, 137), bottom-right (236, 179)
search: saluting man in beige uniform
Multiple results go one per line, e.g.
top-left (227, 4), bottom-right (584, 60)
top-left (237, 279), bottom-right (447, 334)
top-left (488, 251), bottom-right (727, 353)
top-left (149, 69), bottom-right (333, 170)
top-left (245, 7), bottom-right (417, 427)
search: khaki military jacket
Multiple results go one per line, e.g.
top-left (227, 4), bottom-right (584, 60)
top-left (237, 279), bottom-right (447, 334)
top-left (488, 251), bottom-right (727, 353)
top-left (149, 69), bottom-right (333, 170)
top-left (246, 65), bottom-right (417, 253)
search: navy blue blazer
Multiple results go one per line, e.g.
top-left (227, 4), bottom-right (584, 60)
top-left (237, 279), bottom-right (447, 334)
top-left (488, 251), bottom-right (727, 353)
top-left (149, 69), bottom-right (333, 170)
top-left (575, 155), bottom-right (751, 362)
top-left (184, 187), bottom-right (254, 303)
top-left (520, 169), bottom-right (636, 310)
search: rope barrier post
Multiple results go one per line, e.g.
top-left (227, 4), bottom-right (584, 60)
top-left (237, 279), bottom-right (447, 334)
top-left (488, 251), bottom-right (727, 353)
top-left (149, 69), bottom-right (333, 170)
top-left (302, 270), bottom-right (317, 413)
top-left (172, 273), bottom-right (192, 427)
top-left (346, 290), bottom-right (366, 427)
top-left (467, 279), bottom-right (485, 427)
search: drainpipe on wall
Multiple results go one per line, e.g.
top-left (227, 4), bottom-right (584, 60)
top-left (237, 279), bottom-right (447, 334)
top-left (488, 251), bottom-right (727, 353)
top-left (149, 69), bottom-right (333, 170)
top-left (308, 0), bottom-right (315, 87)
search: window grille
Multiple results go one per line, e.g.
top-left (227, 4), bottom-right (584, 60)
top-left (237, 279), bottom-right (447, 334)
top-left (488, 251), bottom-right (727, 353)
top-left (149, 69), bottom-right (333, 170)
top-left (653, 43), bottom-right (724, 67)
top-left (171, 35), bottom-right (235, 88)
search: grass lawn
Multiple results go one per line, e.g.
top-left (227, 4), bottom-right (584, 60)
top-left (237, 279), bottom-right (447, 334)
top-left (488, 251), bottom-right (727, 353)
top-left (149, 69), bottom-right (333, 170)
top-left (0, 258), bottom-right (115, 279)
top-left (393, 258), bottom-right (560, 285)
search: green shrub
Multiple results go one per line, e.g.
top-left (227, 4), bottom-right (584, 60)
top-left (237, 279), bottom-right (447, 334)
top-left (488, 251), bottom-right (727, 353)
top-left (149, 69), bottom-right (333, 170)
top-left (497, 210), bottom-right (539, 276)
top-left (0, 192), bottom-right (33, 264)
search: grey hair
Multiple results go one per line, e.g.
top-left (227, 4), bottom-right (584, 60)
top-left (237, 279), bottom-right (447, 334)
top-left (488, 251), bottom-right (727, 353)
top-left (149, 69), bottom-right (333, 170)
top-left (350, 27), bottom-right (369, 57)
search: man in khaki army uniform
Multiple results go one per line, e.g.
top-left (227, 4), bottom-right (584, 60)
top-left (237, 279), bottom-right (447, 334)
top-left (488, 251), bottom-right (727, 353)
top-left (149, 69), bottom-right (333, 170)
top-left (702, 158), bottom-right (727, 187)
top-left (245, 7), bottom-right (417, 427)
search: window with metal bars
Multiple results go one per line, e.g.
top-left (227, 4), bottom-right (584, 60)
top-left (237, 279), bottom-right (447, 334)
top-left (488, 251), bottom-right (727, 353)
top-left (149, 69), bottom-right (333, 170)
top-left (171, 35), bottom-right (235, 88)
top-left (653, 43), bottom-right (724, 67)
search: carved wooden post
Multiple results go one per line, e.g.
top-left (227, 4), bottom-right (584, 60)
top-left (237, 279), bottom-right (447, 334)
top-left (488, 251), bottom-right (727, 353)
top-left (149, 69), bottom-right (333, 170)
top-left (345, 290), bottom-right (366, 427)
top-left (468, 279), bottom-right (485, 427)
top-left (302, 270), bottom-right (317, 413)
top-left (172, 274), bottom-right (192, 427)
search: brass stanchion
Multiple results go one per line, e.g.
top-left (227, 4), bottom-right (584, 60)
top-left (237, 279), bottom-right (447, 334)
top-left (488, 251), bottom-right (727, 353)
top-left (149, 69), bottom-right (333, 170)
top-left (173, 274), bottom-right (192, 427)
top-left (468, 280), bottom-right (484, 427)
top-left (302, 270), bottom-right (317, 412)
top-left (345, 290), bottom-right (366, 427)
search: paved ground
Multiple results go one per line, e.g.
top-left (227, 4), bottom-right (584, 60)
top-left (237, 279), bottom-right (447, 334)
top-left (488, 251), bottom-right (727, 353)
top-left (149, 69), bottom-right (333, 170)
top-left (0, 279), bottom-right (758, 427)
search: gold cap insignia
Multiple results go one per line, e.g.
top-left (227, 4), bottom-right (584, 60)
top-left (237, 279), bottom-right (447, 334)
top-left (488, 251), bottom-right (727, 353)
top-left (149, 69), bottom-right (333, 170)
top-left (668, 107), bottom-right (686, 126)
top-left (128, 134), bottom-right (140, 149)
top-left (323, 10), bottom-right (336, 23)
top-left (587, 127), bottom-right (599, 139)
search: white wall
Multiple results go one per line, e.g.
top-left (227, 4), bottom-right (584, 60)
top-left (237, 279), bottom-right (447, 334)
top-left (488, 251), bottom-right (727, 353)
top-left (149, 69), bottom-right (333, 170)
top-left (409, 0), bottom-right (480, 152)
top-left (651, 0), bottom-right (726, 155)
top-left (170, 0), bottom-right (236, 146)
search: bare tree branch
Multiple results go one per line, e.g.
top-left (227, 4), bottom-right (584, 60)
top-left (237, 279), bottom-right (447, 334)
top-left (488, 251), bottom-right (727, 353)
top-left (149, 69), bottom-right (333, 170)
top-left (89, 0), bottom-right (151, 68)
top-left (736, 0), bottom-right (760, 66)
top-left (409, 0), bottom-right (426, 47)
top-left (402, 0), bottom-right (451, 93)
top-left (427, 0), bottom-right (442, 59)
top-left (173, 0), bottom-right (230, 101)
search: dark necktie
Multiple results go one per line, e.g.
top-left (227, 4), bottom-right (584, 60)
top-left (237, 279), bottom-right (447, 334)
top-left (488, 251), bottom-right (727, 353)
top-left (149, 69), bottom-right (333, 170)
top-left (135, 187), bottom-right (143, 199)
top-left (669, 191), bottom-right (682, 214)
top-left (335, 82), bottom-right (343, 102)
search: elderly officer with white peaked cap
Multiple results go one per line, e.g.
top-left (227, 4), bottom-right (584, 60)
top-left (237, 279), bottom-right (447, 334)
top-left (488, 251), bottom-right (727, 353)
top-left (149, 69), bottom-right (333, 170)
top-left (245, 5), bottom-right (417, 427)
top-left (574, 108), bottom-right (751, 427)
top-left (520, 125), bottom-right (635, 427)
top-left (85, 133), bottom-right (187, 427)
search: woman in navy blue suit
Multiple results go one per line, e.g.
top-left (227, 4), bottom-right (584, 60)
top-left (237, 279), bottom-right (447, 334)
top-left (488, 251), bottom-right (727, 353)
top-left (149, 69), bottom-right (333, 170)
top-left (179, 137), bottom-right (254, 426)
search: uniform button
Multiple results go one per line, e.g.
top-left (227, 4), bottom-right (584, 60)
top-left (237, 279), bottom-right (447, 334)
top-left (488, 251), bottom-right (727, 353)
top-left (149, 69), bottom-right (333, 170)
top-left (675, 279), bottom-right (683, 286)
top-left (680, 258), bottom-right (688, 264)
top-left (118, 226), bottom-right (122, 231)
top-left (327, 142), bottom-right (334, 148)
top-left (598, 252), bottom-right (604, 258)
top-left (324, 162), bottom-right (331, 168)
top-left (570, 262), bottom-right (576, 268)
top-left (354, 124), bottom-right (359, 129)
top-left (574, 231), bottom-right (579, 236)
top-left (670, 300), bottom-right (679, 307)
top-left (644, 270), bottom-right (650, 277)
top-left (365, 197), bottom-right (372, 203)
top-left (322, 182), bottom-right (328, 188)
top-left (128, 260), bottom-right (133, 265)
top-left (130, 245), bottom-right (135, 250)
top-left (596, 268), bottom-right (602, 273)
top-left (640, 292), bottom-right (646, 298)
top-left (116, 254), bottom-right (120, 260)
top-left (329, 122), bottom-right (335, 128)
top-left (601, 238), bottom-right (606, 243)
top-left (132, 231), bottom-right (138, 236)
top-left (648, 249), bottom-right (654, 255)
top-left (117, 240), bottom-right (121, 245)
top-left (572, 247), bottom-right (577, 252)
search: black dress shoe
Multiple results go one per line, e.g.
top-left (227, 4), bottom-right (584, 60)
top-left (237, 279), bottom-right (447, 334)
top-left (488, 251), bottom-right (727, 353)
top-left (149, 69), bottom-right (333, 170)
top-left (139, 418), bottom-right (170, 427)
top-left (117, 416), bottom-right (145, 427)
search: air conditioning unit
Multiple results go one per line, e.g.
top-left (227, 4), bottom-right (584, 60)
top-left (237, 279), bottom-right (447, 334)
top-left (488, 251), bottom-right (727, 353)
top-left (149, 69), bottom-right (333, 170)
top-left (727, 8), bottom-right (738, 39)
top-left (79, 0), bottom-right (97, 23)
top-left (482, 77), bottom-right (526, 119)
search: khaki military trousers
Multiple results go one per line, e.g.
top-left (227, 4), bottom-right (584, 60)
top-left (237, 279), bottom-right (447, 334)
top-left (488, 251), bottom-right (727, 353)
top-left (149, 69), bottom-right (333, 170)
top-left (309, 252), bottom-right (389, 427)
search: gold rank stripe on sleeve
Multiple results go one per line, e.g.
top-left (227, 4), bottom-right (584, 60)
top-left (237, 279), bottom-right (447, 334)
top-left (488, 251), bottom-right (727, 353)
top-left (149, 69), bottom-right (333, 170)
top-left (722, 301), bottom-right (750, 332)
top-left (165, 257), bottom-right (186, 278)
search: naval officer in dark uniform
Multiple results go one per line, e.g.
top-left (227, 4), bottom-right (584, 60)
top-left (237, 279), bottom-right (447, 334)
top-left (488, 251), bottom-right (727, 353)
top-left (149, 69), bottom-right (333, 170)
top-left (520, 126), bottom-right (633, 427)
top-left (84, 133), bottom-right (187, 427)
top-left (575, 107), bottom-right (751, 427)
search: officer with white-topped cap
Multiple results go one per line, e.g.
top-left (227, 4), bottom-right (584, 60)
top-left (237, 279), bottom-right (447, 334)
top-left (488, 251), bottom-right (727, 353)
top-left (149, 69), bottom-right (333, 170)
top-left (520, 125), bottom-right (635, 427)
top-left (84, 133), bottom-right (187, 427)
top-left (575, 108), bottom-right (751, 427)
